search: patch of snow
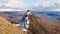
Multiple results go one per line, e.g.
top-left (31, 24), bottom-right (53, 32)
top-left (13, 24), bottom-right (20, 26)
top-left (27, 20), bottom-right (29, 24)
top-left (22, 28), bottom-right (27, 31)
top-left (26, 17), bottom-right (28, 20)
top-left (27, 11), bottom-right (30, 15)
top-left (26, 24), bottom-right (29, 28)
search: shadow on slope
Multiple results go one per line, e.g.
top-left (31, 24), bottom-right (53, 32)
top-left (28, 14), bottom-right (60, 34)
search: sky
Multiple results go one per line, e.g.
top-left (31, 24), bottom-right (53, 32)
top-left (0, 0), bottom-right (60, 11)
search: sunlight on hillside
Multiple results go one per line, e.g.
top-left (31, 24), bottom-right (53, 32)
top-left (0, 16), bottom-right (25, 34)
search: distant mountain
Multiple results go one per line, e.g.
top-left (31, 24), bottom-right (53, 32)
top-left (32, 11), bottom-right (60, 20)
top-left (0, 11), bottom-right (25, 24)
top-left (0, 11), bottom-right (60, 24)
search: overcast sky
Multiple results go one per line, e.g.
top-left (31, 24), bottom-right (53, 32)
top-left (0, 0), bottom-right (60, 11)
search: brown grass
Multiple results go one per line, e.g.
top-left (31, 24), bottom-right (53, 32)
top-left (0, 16), bottom-right (25, 34)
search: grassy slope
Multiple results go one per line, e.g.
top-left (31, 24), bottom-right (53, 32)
top-left (0, 16), bottom-right (25, 34)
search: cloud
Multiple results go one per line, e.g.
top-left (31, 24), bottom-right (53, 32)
top-left (0, 0), bottom-right (35, 10)
top-left (0, 0), bottom-right (8, 7)
top-left (35, 0), bottom-right (60, 11)
top-left (5, 0), bottom-right (27, 8)
top-left (0, 0), bottom-right (60, 11)
top-left (36, 0), bottom-right (55, 7)
top-left (0, 8), bottom-right (21, 11)
top-left (0, 0), bottom-right (28, 10)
